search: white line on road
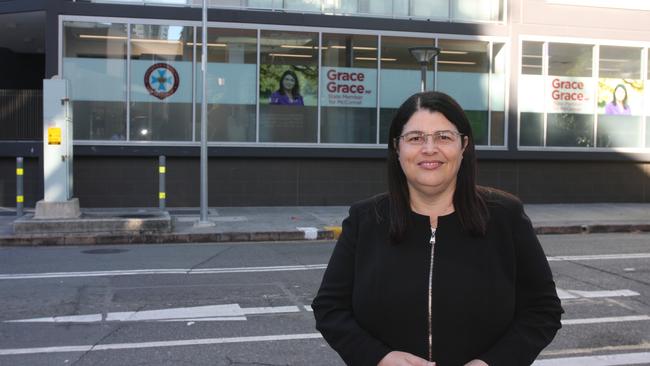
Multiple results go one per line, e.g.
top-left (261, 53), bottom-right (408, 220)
top-left (557, 288), bottom-right (640, 300)
top-left (0, 333), bottom-right (324, 356)
top-left (0, 264), bottom-right (328, 280)
top-left (547, 253), bottom-right (650, 261)
top-left (532, 352), bottom-right (650, 365)
top-left (0, 253), bottom-right (647, 281)
top-left (562, 315), bottom-right (650, 325)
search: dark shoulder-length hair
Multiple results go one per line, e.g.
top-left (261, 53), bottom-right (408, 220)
top-left (387, 91), bottom-right (488, 243)
top-left (612, 84), bottom-right (629, 109)
top-left (277, 70), bottom-right (301, 98)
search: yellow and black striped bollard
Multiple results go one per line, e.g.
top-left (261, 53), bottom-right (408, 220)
top-left (159, 155), bottom-right (166, 210)
top-left (16, 157), bottom-right (24, 217)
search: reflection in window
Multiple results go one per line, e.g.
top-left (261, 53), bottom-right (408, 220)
top-left (519, 41), bottom-right (545, 146)
top-left (196, 28), bottom-right (257, 142)
top-left (453, 0), bottom-right (503, 22)
top-left (63, 21), bottom-right (127, 140)
top-left (378, 36), bottom-right (434, 143)
top-left (490, 42), bottom-right (506, 146)
top-left (130, 24), bottom-right (194, 141)
top-left (521, 41), bottom-right (543, 75)
top-left (321, 34), bottom-right (378, 143)
top-left (438, 39), bottom-right (490, 145)
top-left (259, 30), bottom-right (318, 142)
top-left (411, 0), bottom-right (449, 20)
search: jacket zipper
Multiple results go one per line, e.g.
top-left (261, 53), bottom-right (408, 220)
top-left (428, 226), bottom-right (437, 362)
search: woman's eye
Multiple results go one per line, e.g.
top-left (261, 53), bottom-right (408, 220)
top-left (408, 136), bottom-right (424, 142)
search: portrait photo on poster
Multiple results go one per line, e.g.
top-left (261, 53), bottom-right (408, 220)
top-left (259, 65), bottom-right (318, 107)
top-left (598, 79), bottom-right (643, 116)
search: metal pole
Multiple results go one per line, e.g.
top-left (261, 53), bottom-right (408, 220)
top-left (16, 157), bottom-right (24, 217)
top-left (420, 63), bottom-right (427, 92)
top-left (199, 0), bottom-right (210, 224)
top-left (159, 155), bottom-right (166, 210)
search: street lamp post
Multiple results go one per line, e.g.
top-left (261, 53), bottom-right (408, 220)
top-left (409, 47), bottom-right (441, 92)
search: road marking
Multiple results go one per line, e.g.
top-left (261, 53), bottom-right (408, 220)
top-left (547, 253), bottom-right (650, 261)
top-left (0, 264), bottom-right (328, 280)
top-left (0, 333), bottom-right (324, 356)
top-left (532, 352), bottom-right (650, 365)
top-left (557, 288), bottom-right (640, 300)
top-left (0, 253), bottom-right (647, 281)
top-left (562, 315), bottom-right (650, 325)
top-left (5, 304), bottom-right (301, 324)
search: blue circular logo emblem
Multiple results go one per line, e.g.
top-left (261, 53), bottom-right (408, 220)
top-left (144, 63), bottom-right (180, 100)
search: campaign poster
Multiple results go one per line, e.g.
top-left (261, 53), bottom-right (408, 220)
top-left (546, 76), bottom-right (594, 114)
top-left (320, 67), bottom-right (376, 108)
top-left (597, 78), bottom-right (643, 116)
top-left (259, 64), bottom-right (318, 107)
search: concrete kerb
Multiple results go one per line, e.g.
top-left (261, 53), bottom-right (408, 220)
top-left (0, 228), bottom-right (339, 246)
top-left (1, 223), bottom-right (650, 246)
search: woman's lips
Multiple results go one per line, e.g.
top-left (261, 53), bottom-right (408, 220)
top-left (418, 161), bottom-right (443, 169)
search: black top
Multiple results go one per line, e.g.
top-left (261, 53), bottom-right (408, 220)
top-left (312, 190), bottom-right (563, 366)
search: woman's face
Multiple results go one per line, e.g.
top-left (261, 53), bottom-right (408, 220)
top-left (397, 110), bottom-right (466, 197)
top-left (282, 74), bottom-right (296, 91)
top-left (614, 87), bottom-right (626, 102)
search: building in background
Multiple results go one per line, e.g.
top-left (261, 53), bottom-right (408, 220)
top-left (1, 0), bottom-right (649, 207)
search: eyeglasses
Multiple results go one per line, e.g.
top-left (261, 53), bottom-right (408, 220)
top-left (395, 130), bottom-right (465, 146)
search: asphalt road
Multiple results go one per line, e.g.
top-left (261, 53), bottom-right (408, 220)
top-left (0, 233), bottom-right (649, 366)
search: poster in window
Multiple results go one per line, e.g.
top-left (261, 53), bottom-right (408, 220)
top-left (259, 65), bottom-right (318, 106)
top-left (597, 78), bottom-right (643, 116)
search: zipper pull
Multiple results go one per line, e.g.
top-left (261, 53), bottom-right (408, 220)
top-left (430, 227), bottom-right (436, 245)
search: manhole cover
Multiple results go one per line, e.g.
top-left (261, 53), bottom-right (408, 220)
top-left (82, 249), bottom-right (129, 255)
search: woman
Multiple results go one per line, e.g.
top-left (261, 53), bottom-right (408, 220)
top-left (269, 70), bottom-right (304, 106)
top-left (605, 84), bottom-right (631, 115)
top-left (312, 91), bottom-right (563, 366)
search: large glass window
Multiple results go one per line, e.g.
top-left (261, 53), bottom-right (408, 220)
top-left (438, 39), bottom-right (490, 145)
top-left (520, 41), bottom-right (650, 151)
top-left (546, 43), bottom-right (594, 147)
top-left (320, 34), bottom-right (378, 144)
top-left (196, 28), bottom-right (257, 142)
top-left (130, 24), bottom-right (194, 141)
top-left (259, 30), bottom-right (318, 143)
top-left (596, 46), bottom-right (644, 148)
top-left (63, 21), bottom-right (127, 140)
top-left (379, 36), bottom-right (434, 143)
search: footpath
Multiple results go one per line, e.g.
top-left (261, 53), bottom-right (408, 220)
top-left (0, 203), bottom-right (649, 246)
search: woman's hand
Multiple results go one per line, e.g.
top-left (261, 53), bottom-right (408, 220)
top-left (378, 351), bottom-right (435, 366)
top-left (464, 359), bottom-right (488, 366)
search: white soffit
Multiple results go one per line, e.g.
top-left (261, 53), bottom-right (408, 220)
top-left (546, 0), bottom-right (650, 11)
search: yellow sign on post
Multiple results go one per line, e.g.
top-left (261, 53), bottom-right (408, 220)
top-left (48, 127), bottom-right (62, 145)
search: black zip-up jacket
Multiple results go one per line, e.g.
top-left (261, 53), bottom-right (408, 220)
top-left (312, 190), bottom-right (563, 366)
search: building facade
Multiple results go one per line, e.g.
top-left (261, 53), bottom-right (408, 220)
top-left (1, 0), bottom-right (649, 207)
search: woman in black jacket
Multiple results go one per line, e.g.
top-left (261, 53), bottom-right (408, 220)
top-left (312, 91), bottom-right (563, 366)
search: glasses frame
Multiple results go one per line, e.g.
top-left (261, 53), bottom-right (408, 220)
top-left (394, 130), bottom-right (466, 148)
